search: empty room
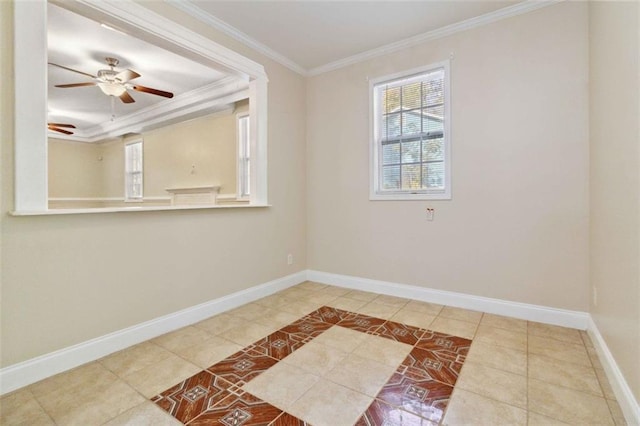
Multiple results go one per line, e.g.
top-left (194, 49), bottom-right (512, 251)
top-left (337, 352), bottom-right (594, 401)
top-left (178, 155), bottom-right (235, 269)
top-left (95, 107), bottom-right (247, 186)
top-left (1, 0), bottom-right (638, 425)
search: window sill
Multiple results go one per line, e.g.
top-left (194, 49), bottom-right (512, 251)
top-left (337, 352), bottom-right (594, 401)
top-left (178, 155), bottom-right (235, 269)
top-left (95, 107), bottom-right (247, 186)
top-left (370, 191), bottom-right (451, 201)
top-left (9, 203), bottom-right (271, 216)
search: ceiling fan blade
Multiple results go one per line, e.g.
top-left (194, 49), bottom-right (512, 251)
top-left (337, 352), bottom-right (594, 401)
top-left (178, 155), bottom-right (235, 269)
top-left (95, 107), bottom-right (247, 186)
top-left (115, 69), bottom-right (141, 83)
top-left (48, 126), bottom-right (74, 135)
top-left (119, 91), bottom-right (135, 104)
top-left (48, 62), bottom-right (96, 79)
top-left (47, 123), bottom-right (76, 128)
top-left (55, 82), bottom-right (97, 88)
top-left (132, 85), bottom-right (174, 98)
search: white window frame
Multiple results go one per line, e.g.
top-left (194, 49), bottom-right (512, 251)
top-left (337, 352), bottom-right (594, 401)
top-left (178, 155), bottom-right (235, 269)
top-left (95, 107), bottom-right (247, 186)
top-left (369, 61), bottom-right (451, 201)
top-left (236, 113), bottom-right (250, 200)
top-left (124, 139), bottom-right (143, 202)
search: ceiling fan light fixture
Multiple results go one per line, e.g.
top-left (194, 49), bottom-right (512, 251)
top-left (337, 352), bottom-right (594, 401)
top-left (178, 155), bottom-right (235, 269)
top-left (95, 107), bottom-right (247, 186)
top-left (98, 82), bottom-right (127, 97)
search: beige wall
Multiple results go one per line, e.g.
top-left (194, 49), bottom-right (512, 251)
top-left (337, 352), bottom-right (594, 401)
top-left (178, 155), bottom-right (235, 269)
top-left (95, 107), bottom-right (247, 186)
top-left (0, 1), bottom-right (307, 366)
top-left (306, 2), bottom-right (590, 310)
top-left (48, 139), bottom-right (103, 198)
top-left (589, 1), bottom-right (640, 402)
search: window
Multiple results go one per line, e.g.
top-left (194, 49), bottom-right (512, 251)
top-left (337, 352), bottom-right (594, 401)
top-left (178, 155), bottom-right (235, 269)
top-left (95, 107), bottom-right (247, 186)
top-left (370, 61), bottom-right (451, 200)
top-left (125, 139), bottom-right (143, 201)
top-left (237, 114), bottom-right (250, 199)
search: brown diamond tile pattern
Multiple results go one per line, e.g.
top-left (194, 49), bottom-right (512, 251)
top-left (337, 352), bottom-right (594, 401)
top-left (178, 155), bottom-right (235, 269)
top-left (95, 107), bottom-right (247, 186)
top-left (206, 348), bottom-right (279, 386)
top-left (355, 398), bottom-right (436, 426)
top-left (188, 391), bottom-right (283, 426)
top-left (397, 347), bottom-right (463, 386)
top-left (374, 371), bottom-right (453, 423)
top-left (304, 306), bottom-right (355, 324)
top-left (151, 370), bottom-right (234, 424)
top-left (377, 320), bottom-right (426, 346)
top-left (269, 412), bottom-right (312, 425)
top-left (278, 317), bottom-right (333, 340)
top-left (245, 330), bottom-right (311, 361)
top-left (337, 313), bottom-right (387, 334)
top-left (415, 330), bottom-right (471, 364)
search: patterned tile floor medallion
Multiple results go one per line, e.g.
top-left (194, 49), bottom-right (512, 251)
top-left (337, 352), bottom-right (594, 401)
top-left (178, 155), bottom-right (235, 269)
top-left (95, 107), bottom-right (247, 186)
top-left (152, 306), bottom-right (471, 425)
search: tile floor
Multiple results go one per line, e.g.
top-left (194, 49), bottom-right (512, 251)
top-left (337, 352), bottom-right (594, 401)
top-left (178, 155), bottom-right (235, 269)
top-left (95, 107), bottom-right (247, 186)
top-left (0, 282), bottom-right (627, 425)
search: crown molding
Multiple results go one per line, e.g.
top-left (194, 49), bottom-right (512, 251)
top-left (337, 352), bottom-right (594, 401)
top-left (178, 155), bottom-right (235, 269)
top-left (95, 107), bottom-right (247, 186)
top-left (307, 0), bottom-right (562, 76)
top-left (165, 0), bottom-right (308, 76)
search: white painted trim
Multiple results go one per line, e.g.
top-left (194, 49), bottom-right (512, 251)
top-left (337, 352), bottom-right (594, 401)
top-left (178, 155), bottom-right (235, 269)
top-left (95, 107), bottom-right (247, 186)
top-left (307, 270), bottom-right (589, 329)
top-left (166, 0), bottom-right (308, 76)
top-left (308, 1), bottom-right (562, 76)
top-left (11, 203), bottom-right (270, 216)
top-left (0, 271), bottom-right (306, 395)
top-left (587, 317), bottom-right (640, 426)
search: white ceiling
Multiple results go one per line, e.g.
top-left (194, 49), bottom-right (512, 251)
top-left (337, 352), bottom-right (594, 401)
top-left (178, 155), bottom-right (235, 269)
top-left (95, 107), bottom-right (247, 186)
top-left (47, 3), bottom-right (233, 139)
top-left (187, 0), bottom-right (523, 71)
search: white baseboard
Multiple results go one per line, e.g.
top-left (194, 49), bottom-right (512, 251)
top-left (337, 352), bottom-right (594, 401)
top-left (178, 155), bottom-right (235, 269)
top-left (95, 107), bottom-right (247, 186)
top-left (0, 271), bottom-right (306, 395)
top-left (587, 317), bottom-right (640, 426)
top-left (307, 270), bottom-right (589, 329)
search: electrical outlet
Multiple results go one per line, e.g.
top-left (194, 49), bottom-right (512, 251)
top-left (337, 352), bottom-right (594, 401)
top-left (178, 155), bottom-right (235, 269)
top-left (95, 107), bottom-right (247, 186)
top-left (592, 285), bottom-right (598, 306)
top-left (287, 254), bottom-right (293, 265)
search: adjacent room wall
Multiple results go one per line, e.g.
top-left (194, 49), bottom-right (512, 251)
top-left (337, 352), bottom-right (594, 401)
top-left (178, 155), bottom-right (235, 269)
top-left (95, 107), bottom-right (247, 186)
top-left (48, 138), bottom-right (103, 198)
top-left (0, 1), bottom-right (307, 367)
top-left (306, 1), bottom-right (590, 310)
top-left (589, 0), bottom-right (640, 403)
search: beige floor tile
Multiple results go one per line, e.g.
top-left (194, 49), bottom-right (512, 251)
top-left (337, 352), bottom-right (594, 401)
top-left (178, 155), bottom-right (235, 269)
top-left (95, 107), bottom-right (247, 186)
top-left (480, 313), bottom-right (527, 333)
top-left (151, 326), bottom-right (212, 353)
top-left (465, 341), bottom-right (527, 376)
top-left (171, 335), bottom-right (243, 369)
top-left (0, 389), bottom-right (54, 425)
top-left (442, 388), bottom-right (526, 426)
top-left (456, 362), bottom-right (527, 408)
top-left (283, 341), bottom-right (349, 376)
top-left (528, 354), bottom-right (602, 396)
top-left (252, 293), bottom-right (284, 308)
top-left (193, 313), bottom-right (248, 335)
top-left (295, 281), bottom-right (328, 291)
top-left (474, 323), bottom-right (528, 351)
top-left (439, 306), bottom-right (483, 324)
top-left (528, 378), bottom-right (614, 425)
top-left (299, 292), bottom-right (339, 306)
top-left (389, 308), bottom-right (436, 330)
top-left (321, 286), bottom-right (352, 297)
top-left (325, 353), bottom-right (396, 397)
top-left (607, 398), bottom-right (627, 426)
top-left (278, 300), bottom-right (323, 317)
top-left (312, 325), bottom-right (368, 353)
top-left (356, 301), bottom-right (401, 320)
top-left (218, 321), bottom-right (279, 346)
top-left (372, 294), bottom-right (410, 308)
top-left (37, 377), bottom-right (145, 426)
top-left (100, 342), bottom-right (172, 377)
top-left (343, 289), bottom-right (379, 302)
top-left (404, 300), bottom-right (443, 316)
top-left (428, 317), bottom-right (478, 340)
top-left (242, 362), bottom-right (320, 410)
top-left (29, 362), bottom-right (115, 398)
top-left (528, 335), bottom-right (591, 367)
top-left (528, 322), bottom-right (583, 345)
top-left (253, 310), bottom-right (301, 329)
top-left (588, 345), bottom-right (606, 370)
top-left (278, 287), bottom-right (316, 300)
top-left (287, 379), bottom-right (373, 426)
top-left (103, 401), bottom-right (182, 425)
top-left (326, 296), bottom-right (369, 312)
top-left (581, 330), bottom-right (595, 348)
top-left (227, 302), bottom-right (277, 321)
top-left (352, 334), bottom-right (412, 368)
top-left (122, 354), bottom-right (201, 398)
top-left (595, 367), bottom-right (617, 400)
top-left (527, 411), bottom-right (570, 425)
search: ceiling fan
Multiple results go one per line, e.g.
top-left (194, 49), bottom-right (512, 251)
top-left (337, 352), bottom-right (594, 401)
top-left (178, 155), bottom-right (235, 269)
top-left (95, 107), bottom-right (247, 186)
top-left (49, 57), bottom-right (174, 104)
top-left (47, 123), bottom-right (76, 135)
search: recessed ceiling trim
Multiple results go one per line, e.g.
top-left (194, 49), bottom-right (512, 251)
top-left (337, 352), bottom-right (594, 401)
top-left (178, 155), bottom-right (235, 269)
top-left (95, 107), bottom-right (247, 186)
top-left (308, 0), bottom-right (563, 76)
top-left (166, 0), bottom-right (308, 76)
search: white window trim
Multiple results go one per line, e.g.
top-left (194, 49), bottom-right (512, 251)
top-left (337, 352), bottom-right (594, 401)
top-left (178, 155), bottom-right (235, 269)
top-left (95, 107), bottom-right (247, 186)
top-left (236, 113), bottom-right (250, 200)
top-left (369, 60), bottom-right (451, 201)
top-left (124, 138), bottom-right (143, 202)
